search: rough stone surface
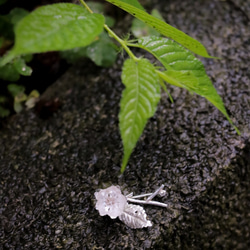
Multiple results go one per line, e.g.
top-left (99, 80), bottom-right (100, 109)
top-left (0, 0), bottom-right (249, 249)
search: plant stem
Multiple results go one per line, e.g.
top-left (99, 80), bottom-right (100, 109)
top-left (104, 25), bottom-right (139, 61)
top-left (78, 0), bottom-right (93, 13)
top-left (79, 0), bottom-right (139, 62)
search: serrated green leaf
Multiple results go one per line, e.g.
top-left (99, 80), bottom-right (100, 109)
top-left (137, 36), bottom-right (239, 134)
top-left (105, 0), bottom-right (213, 57)
top-left (7, 3), bottom-right (105, 58)
top-left (119, 0), bottom-right (145, 11)
top-left (119, 58), bottom-right (161, 172)
top-left (86, 32), bottom-right (117, 67)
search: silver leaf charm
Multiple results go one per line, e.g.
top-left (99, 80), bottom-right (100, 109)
top-left (119, 203), bottom-right (152, 229)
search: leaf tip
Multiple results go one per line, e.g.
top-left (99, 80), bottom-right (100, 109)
top-left (205, 55), bottom-right (221, 60)
top-left (120, 157), bottom-right (128, 174)
top-left (234, 125), bottom-right (241, 136)
top-left (226, 116), bottom-right (241, 135)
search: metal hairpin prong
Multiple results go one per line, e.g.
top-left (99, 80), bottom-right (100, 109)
top-left (146, 184), bottom-right (165, 202)
top-left (126, 192), bottom-right (133, 198)
top-left (126, 197), bottom-right (169, 208)
top-left (128, 193), bottom-right (153, 199)
top-left (94, 185), bottom-right (173, 229)
top-left (127, 184), bottom-right (166, 200)
top-left (126, 185), bottom-right (168, 208)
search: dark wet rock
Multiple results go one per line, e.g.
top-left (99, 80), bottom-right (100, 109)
top-left (0, 0), bottom-right (249, 249)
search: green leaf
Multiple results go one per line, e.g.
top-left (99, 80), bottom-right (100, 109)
top-left (60, 47), bottom-right (87, 64)
top-left (131, 9), bottom-right (164, 38)
top-left (0, 62), bottom-right (20, 81)
top-left (8, 8), bottom-right (29, 26)
top-left (119, 0), bottom-right (145, 11)
top-left (137, 36), bottom-right (240, 134)
top-left (7, 84), bottom-right (25, 97)
top-left (13, 57), bottom-right (32, 76)
top-left (119, 58), bottom-right (161, 172)
top-left (0, 8), bottom-right (29, 40)
top-left (7, 84), bottom-right (27, 113)
top-left (0, 96), bottom-right (8, 103)
top-left (151, 9), bottom-right (165, 21)
top-left (105, 0), bottom-right (213, 57)
top-left (0, 14), bottom-right (14, 39)
top-left (86, 32), bottom-right (117, 67)
top-left (85, 1), bottom-right (104, 13)
top-left (0, 106), bottom-right (10, 118)
top-left (23, 54), bottom-right (33, 63)
top-left (86, 1), bottom-right (115, 27)
top-left (60, 32), bottom-right (117, 66)
top-left (0, 0), bottom-right (7, 6)
top-left (3, 3), bottom-right (105, 63)
top-left (105, 16), bottom-right (115, 27)
top-left (25, 90), bottom-right (40, 109)
top-left (14, 92), bottom-right (27, 113)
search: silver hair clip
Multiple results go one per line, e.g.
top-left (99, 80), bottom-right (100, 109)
top-left (94, 185), bottom-right (169, 229)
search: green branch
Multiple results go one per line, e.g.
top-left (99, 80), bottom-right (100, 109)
top-left (79, 0), bottom-right (139, 62)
